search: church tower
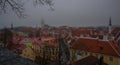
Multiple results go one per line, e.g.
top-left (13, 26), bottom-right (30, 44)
top-left (108, 17), bottom-right (112, 34)
top-left (108, 17), bottom-right (114, 40)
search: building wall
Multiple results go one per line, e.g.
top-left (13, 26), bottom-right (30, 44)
top-left (118, 58), bottom-right (120, 65)
top-left (70, 49), bottom-right (119, 65)
top-left (103, 55), bottom-right (118, 65)
top-left (20, 47), bottom-right (35, 60)
top-left (32, 44), bottom-right (59, 61)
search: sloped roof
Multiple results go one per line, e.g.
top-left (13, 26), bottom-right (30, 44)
top-left (41, 37), bottom-right (59, 47)
top-left (72, 55), bottom-right (108, 65)
top-left (19, 38), bottom-right (42, 46)
top-left (12, 36), bottom-right (24, 44)
top-left (72, 29), bottom-right (102, 37)
top-left (71, 38), bottom-right (120, 57)
top-left (0, 48), bottom-right (37, 65)
top-left (7, 43), bottom-right (27, 51)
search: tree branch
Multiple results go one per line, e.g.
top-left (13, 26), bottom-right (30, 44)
top-left (0, 0), bottom-right (54, 18)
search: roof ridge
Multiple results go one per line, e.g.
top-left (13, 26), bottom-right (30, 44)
top-left (108, 41), bottom-right (120, 57)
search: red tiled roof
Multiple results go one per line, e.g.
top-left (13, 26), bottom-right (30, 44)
top-left (12, 36), bottom-right (24, 44)
top-left (19, 38), bottom-right (42, 46)
top-left (72, 29), bottom-right (102, 37)
top-left (71, 38), bottom-right (120, 57)
top-left (32, 38), bottom-right (42, 46)
top-left (112, 27), bottom-right (120, 35)
top-left (72, 55), bottom-right (108, 65)
top-left (7, 43), bottom-right (26, 51)
top-left (42, 37), bottom-right (59, 47)
top-left (19, 38), bottom-right (33, 44)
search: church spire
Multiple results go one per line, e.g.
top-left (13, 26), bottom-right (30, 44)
top-left (108, 17), bottom-right (113, 41)
top-left (11, 23), bottom-right (13, 30)
top-left (108, 17), bottom-right (112, 34)
top-left (109, 17), bottom-right (112, 26)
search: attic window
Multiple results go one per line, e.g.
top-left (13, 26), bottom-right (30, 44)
top-left (99, 47), bottom-right (103, 50)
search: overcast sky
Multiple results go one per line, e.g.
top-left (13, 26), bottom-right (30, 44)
top-left (0, 0), bottom-right (120, 28)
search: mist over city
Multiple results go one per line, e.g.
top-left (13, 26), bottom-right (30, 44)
top-left (0, 0), bottom-right (120, 65)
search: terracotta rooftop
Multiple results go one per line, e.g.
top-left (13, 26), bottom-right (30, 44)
top-left (72, 55), bottom-right (108, 65)
top-left (41, 37), bottom-right (59, 47)
top-left (19, 38), bottom-right (42, 46)
top-left (72, 29), bottom-right (104, 37)
top-left (12, 36), bottom-right (24, 44)
top-left (41, 37), bottom-right (57, 41)
top-left (7, 43), bottom-right (26, 52)
top-left (71, 38), bottom-right (120, 57)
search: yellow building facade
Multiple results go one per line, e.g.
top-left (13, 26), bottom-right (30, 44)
top-left (20, 47), bottom-right (36, 60)
top-left (70, 49), bottom-right (120, 65)
top-left (32, 43), bottom-right (59, 61)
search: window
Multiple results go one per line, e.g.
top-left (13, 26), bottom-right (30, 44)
top-left (109, 57), bottom-right (113, 61)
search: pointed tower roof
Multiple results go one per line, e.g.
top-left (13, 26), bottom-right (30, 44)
top-left (109, 17), bottom-right (112, 26)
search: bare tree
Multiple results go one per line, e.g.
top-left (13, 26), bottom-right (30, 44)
top-left (0, 28), bottom-right (13, 47)
top-left (0, 0), bottom-right (54, 18)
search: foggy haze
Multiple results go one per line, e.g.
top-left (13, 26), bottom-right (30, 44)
top-left (0, 0), bottom-right (120, 28)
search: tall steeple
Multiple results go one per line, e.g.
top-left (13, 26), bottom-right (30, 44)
top-left (108, 17), bottom-right (112, 34)
top-left (109, 17), bottom-right (112, 26)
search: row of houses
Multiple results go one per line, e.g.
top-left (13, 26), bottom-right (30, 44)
top-left (0, 18), bottom-right (120, 65)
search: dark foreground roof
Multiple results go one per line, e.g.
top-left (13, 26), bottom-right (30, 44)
top-left (0, 47), bottom-right (37, 65)
top-left (72, 55), bottom-right (108, 65)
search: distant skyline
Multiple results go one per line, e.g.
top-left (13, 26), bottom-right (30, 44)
top-left (0, 0), bottom-right (120, 28)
